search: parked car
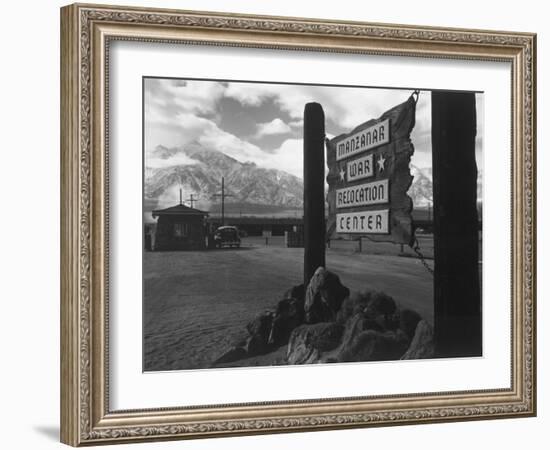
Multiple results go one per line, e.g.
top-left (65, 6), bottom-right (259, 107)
top-left (213, 226), bottom-right (241, 248)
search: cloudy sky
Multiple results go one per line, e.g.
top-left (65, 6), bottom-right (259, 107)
top-left (144, 78), bottom-right (483, 178)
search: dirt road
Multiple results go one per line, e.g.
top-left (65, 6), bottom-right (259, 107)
top-left (144, 239), bottom-right (433, 371)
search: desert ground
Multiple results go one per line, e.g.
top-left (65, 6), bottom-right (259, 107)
top-left (143, 236), bottom-right (434, 371)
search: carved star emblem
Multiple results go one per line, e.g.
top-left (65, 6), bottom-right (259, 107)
top-left (339, 168), bottom-right (346, 182)
top-left (377, 154), bottom-right (386, 172)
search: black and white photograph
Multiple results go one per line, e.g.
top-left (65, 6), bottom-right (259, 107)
top-left (1, 0), bottom-right (542, 447)
top-left (142, 77), bottom-right (483, 372)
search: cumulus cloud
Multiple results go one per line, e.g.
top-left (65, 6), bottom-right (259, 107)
top-left (145, 79), bottom-right (300, 176)
top-left (222, 82), bottom-right (424, 137)
top-left (254, 118), bottom-right (292, 138)
top-left (145, 77), bottom-right (437, 180)
top-left (145, 108), bottom-right (261, 164)
top-left (197, 125), bottom-right (304, 179)
top-left (262, 139), bottom-right (303, 178)
top-left (147, 153), bottom-right (198, 169)
top-left (223, 83), bottom-right (276, 107)
top-left (289, 119), bottom-right (303, 128)
top-left (145, 78), bottom-right (225, 116)
top-left (197, 120), bottom-right (264, 163)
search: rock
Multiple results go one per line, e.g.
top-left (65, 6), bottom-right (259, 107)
top-left (361, 292), bottom-right (398, 330)
top-left (268, 297), bottom-right (304, 345)
top-left (287, 323), bottom-right (345, 364)
top-left (401, 320), bottom-right (435, 360)
top-left (289, 346), bottom-right (321, 365)
top-left (283, 284), bottom-right (305, 302)
top-left (246, 334), bottom-right (269, 356)
top-left (247, 311), bottom-right (274, 336)
top-left (304, 267), bottom-right (350, 324)
top-left (212, 346), bottom-right (247, 366)
top-left (232, 336), bottom-right (248, 348)
top-left (364, 291), bottom-right (397, 318)
top-left (339, 329), bottom-right (409, 362)
top-left (245, 311), bottom-right (274, 356)
top-left (339, 313), bottom-right (384, 353)
top-left (337, 291), bottom-right (370, 324)
top-left (337, 290), bottom-right (397, 327)
top-left (399, 309), bottom-right (422, 339)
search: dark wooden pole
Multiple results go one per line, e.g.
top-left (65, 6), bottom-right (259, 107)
top-left (303, 102), bottom-right (326, 287)
top-left (431, 91), bottom-right (481, 357)
top-left (213, 177), bottom-right (233, 226)
top-left (221, 177), bottom-right (225, 226)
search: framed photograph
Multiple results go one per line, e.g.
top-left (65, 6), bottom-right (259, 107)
top-left (60, 3), bottom-right (536, 446)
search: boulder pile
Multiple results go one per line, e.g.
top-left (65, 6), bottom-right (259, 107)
top-left (213, 266), bottom-right (434, 367)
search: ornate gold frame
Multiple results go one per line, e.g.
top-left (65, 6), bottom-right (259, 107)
top-left (60, 3), bottom-right (536, 446)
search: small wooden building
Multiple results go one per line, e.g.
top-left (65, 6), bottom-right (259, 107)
top-left (152, 203), bottom-right (209, 251)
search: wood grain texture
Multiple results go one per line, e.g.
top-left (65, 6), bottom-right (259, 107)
top-left (327, 95), bottom-right (416, 245)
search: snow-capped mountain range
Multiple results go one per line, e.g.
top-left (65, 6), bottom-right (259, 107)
top-left (145, 142), bottom-right (303, 214)
top-left (145, 142), bottom-right (479, 216)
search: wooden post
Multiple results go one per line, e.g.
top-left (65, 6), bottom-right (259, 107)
top-left (432, 91), bottom-right (481, 357)
top-left (303, 102), bottom-right (326, 287)
top-left (221, 177), bottom-right (225, 226)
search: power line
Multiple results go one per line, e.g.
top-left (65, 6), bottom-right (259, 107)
top-left (186, 194), bottom-right (198, 209)
top-left (212, 177), bottom-right (234, 225)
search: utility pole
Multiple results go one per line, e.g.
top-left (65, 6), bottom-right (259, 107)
top-left (185, 194), bottom-right (198, 209)
top-left (179, 188), bottom-right (183, 205)
top-left (213, 177), bottom-right (234, 226)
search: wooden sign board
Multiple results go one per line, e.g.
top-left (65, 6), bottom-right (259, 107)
top-left (326, 95), bottom-right (417, 245)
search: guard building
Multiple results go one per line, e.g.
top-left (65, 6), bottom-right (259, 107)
top-left (152, 203), bottom-right (209, 251)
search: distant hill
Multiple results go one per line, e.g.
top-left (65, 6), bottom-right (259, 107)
top-left (145, 142), bottom-right (303, 214)
top-left (409, 165), bottom-right (433, 208)
top-left (145, 143), bottom-right (481, 218)
top-left (408, 164), bottom-right (483, 209)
